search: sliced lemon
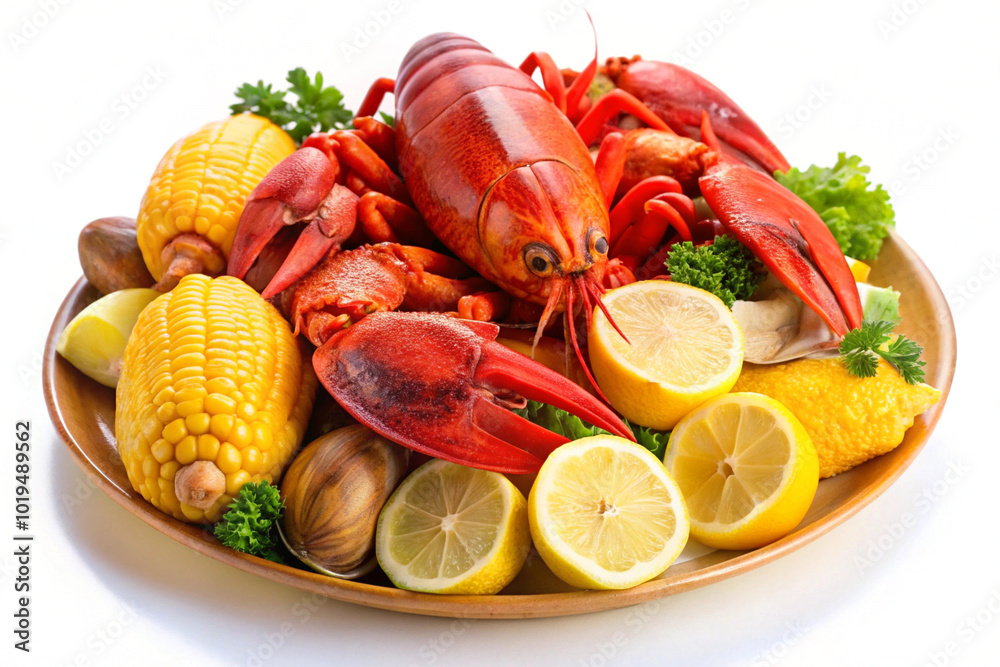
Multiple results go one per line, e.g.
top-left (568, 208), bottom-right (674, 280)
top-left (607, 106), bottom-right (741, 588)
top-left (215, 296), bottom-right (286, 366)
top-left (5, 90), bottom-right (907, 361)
top-left (589, 280), bottom-right (744, 430)
top-left (375, 459), bottom-right (530, 595)
top-left (845, 256), bottom-right (871, 282)
top-left (665, 392), bottom-right (818, 550)
top-left (528, 435), bottom-right (689, 590)
top-left (56, 288), bottom-right (160, 387)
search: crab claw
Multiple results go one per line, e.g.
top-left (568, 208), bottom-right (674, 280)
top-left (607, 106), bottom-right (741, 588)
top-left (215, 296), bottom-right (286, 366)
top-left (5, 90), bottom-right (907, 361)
top-left (314, 312), bottom-right (635, 474)
top-left (608, 58), bottom-right (791, 174)
top-left (698, 115), bottom-right (862, 337)
top-left (226, 147), bottom-right (358, 298)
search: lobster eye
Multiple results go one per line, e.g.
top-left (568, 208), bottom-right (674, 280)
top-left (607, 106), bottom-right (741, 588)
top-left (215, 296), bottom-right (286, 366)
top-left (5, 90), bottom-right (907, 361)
top-left (587, 229), bottom-right (609, 258)
top-left (524, 244), bottom-right (556, 277)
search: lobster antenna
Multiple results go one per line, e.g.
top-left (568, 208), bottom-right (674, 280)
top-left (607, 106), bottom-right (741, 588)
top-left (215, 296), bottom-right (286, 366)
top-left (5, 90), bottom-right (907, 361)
top-left (565, 11), bottom-right (599, 120)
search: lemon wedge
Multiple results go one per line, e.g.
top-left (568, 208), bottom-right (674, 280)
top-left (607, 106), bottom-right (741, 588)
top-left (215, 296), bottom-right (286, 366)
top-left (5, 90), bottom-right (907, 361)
top-left (375, 460), bottom-right (530, 595)
top-left (665, 392), bottom-right (818, 550)
top-left (734, 358), bottom-right (940, 477)
top-left (56, 288), bottom-right (160, 387)
top-left (845, 256), bottom-right (871, 282)
top-left (528, 435), bottom-right (689, 590)
top-left (589, 280), bottom-right (744, 430)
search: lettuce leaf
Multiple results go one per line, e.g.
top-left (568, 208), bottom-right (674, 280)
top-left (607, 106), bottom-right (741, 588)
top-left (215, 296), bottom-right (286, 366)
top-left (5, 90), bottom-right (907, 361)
top-left (514, 401), bottom-right (669, 460)
top-left (776, 153), bottom-right (895, 261)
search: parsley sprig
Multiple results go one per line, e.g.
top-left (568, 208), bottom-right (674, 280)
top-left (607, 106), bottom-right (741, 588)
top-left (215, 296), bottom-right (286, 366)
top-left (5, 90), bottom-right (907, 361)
top-left (213, 481), bottom-right (285, 563)
top-left (840, 320), bottom-right (926, 385)
top-left (231, 68), bottom-right (353, 143)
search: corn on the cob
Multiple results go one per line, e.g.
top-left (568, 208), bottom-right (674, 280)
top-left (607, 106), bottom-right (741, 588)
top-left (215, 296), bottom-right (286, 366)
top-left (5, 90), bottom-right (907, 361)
top-left (137, 114), bottom-right (295, 291)
top-left (116, 274), bottom-right (316, 523)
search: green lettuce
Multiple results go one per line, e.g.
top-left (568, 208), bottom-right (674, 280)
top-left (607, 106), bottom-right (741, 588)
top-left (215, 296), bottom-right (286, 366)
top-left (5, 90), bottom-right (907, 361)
top-left (776, 153), bottom-right (895, 261)
top-left (514, 401), bottom-right (670, 460)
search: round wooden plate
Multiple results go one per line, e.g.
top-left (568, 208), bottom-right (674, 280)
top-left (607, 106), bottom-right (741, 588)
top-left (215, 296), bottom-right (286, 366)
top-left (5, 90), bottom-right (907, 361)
top-left (44, 230), bottom-right (955, 619)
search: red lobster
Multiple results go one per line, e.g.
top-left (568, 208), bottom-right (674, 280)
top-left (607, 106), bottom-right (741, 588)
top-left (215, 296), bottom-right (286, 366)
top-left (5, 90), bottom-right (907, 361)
top-left (226, 32), bottom-right (862, 474)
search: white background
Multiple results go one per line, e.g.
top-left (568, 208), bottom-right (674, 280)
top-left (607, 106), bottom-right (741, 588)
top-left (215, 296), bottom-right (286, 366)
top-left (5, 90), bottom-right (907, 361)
top-left (1, 0), bottom-right (997, 665)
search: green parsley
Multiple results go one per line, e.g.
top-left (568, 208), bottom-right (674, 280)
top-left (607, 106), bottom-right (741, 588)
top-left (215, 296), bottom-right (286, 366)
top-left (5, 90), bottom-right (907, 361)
top-left (231, 68), bottom-right (353, 143)
top-left (666, 235), bottom-right (765, 307)
top-left (776, 154), bottom-right (895, 261)
top-left (213, 481), bottom-right (285, 563)
top-left (839, 319), bottom-right (926, 384)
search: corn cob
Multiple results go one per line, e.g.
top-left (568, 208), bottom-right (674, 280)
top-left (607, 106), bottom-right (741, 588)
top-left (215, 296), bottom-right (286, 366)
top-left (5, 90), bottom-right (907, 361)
top-left (116, 274), bottom-right (316, 523)
top-left (137, 114), bottom-right (295, 291)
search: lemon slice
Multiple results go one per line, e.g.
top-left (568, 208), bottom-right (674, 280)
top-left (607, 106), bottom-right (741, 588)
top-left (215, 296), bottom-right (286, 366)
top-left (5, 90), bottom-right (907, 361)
top-left (589, 280), bottom-right (744, 430)
top-left (665, 392), bottom-right (818, 550)
top-left (375, 459), bottom-right (530, 595)
top-left (56, 288), bottom-right (160, 387)
top-left (845, 256), bottom-right (871, 282)
top-left (528, 435), bottom-right (689, 590)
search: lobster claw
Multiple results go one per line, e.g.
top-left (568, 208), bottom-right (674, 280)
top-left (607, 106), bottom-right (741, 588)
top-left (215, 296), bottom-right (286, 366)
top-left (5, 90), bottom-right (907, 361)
top-left (697, 115), bottom-right (862, 337)
top-left (313, 312), bottom-right (635, 474)
top-left (227, 146), bottom-right (358, 298)
top-left (610, 58), bottom-right (791, 174)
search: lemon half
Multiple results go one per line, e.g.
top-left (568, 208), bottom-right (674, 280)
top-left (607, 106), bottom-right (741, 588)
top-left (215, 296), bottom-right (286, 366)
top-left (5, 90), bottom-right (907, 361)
top-left (665, 392), bottom-right (818, 550)
top-left (56, 288), bottom-right (160, 387)
top-left (529, 435), bottom-right (690, 590)
top-left (589, 280), bottom-right (744, 430)
top-left (375, 460), bottom-right (530, 595)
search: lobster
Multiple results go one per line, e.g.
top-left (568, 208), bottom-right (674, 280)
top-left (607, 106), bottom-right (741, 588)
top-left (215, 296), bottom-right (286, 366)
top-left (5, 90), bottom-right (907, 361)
top-left (568, 56), bottom-right (862, 335)
top-left (226, 31), bottom-right (862, 474)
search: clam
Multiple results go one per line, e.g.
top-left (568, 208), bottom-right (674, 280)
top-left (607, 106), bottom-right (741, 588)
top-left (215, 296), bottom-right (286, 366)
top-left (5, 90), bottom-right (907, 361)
top-left (280, 425), bottom-right (409, 578)
top-left (733, 283), bottom-right (839, 364)
top-left (78, 217), bottom-right (155, 294)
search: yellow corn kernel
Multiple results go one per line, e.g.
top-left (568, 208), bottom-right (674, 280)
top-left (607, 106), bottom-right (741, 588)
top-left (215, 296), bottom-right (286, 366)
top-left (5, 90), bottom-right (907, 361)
top-left (160, 461), bottom-right (180, 481)
top-left (185, 413), bottom-right (211, 436)
top-left (197, 434), bottom-right (221, 461)
top-left (136, 115), bottom-right (296, 282)
top-left (226, 471), bottom-right (251, 496)
top-left (150, 440), bottom-right (173, 464)
top-left (115, 275), bottom-right (316, 524)
top-left (217, 443), bottom-right (242, 475)
top-left (162, 419), bottom-right (187, 445)
top-left (175, 436), bottom-right (198, 465)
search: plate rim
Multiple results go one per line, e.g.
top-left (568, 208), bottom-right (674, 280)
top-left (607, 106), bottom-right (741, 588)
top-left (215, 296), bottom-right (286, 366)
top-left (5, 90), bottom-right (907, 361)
top-left (43, 230), bottom-right (956, 619)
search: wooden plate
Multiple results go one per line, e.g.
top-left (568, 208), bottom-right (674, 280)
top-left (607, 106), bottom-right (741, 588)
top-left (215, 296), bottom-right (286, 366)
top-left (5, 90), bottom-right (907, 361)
top-left (44, 230), bottom-right (955, 619)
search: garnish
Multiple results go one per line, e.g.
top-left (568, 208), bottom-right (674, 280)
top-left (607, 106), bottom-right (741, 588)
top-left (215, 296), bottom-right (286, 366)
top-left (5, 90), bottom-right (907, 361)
top-left (776, 153), bottom-right (895, 261)
top-left (515, 400), bottom-right (670, 460)
top-left (839, 320), bottom-right (926, 385)
top-left (665, 235), bottom-right (765, 307)
top-left (231, 68), bottom-right (353, 143)
top-left (213, 481), bottom-right (285, 563)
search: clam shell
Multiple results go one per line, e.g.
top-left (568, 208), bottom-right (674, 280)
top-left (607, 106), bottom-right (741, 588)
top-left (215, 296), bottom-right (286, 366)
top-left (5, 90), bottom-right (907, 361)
top-left (281, 425), bottom-right (409, 575)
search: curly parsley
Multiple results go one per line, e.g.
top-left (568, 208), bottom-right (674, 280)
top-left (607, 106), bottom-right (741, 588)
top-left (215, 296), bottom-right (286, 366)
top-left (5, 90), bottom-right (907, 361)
top-left (213, 481), bottom-right (285, 563)
top-left (666, 235), bottom-right (765, 307)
